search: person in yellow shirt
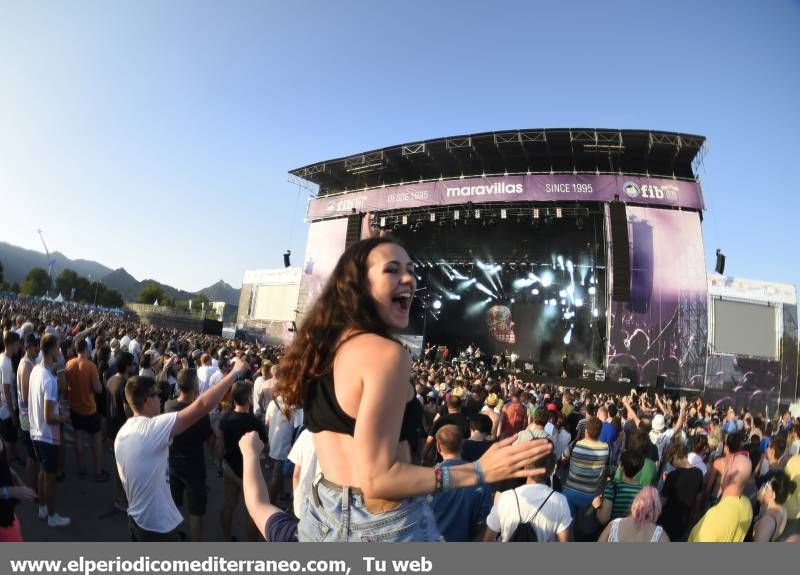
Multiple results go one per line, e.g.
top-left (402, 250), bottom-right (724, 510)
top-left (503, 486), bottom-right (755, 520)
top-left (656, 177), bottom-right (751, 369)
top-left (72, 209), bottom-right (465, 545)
top-left (689, 449), bottom-right (752, 542)
top-left (783, 454), bottom-right (800, 538)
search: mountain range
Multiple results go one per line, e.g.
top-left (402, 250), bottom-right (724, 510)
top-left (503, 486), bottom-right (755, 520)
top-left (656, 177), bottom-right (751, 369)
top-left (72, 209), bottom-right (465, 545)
top-left (0, 241), bottom-right (240, 305)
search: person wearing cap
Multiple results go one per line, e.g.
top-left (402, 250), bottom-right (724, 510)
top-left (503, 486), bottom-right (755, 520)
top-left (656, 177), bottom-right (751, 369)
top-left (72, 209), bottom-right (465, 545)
top-left (480, 393), bottom-right (501, 440)
top-left (484, 430), bottom-right (572, 542)
top-left (649, 398), bottom-right (687, 465)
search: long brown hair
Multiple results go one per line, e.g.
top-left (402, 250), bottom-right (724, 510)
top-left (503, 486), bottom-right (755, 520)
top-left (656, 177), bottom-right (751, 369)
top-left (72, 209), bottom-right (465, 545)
top-left (278, 236), bottom-right (405, 409)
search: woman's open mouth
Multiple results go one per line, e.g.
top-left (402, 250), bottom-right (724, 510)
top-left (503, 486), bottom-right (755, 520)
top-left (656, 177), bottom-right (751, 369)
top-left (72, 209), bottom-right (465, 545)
top-left (391, 293), bottom-right (412, 313)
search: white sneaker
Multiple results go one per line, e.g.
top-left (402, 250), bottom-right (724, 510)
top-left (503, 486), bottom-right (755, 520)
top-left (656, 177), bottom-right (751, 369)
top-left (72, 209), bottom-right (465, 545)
top-left (38, 506), bottom-right (48, 520)
top-left (47, 514), bottom-right (71, 528)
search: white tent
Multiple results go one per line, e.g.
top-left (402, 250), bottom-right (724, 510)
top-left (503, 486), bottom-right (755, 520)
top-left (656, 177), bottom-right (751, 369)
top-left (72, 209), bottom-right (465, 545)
top-left (54, 293), bottom-right (64, 303)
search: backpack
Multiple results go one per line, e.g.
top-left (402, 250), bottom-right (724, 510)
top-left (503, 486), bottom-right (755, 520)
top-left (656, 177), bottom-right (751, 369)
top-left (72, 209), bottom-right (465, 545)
top-left (509, 488), bottom-right (554, 542)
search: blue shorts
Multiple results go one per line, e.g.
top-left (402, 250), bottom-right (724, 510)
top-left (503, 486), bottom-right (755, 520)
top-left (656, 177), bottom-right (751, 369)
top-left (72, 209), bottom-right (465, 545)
top-left (298, 475), bottom-right (441, 542)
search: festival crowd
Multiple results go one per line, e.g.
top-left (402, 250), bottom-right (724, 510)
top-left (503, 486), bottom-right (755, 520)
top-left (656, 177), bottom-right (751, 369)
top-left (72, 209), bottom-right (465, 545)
top-left (1, 238), bottom-right (799, 543)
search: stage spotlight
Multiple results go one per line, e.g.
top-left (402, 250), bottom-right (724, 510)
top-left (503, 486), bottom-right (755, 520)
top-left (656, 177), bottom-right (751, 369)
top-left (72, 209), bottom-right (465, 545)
top-left (561, 299), bottom-right (566, 305)
top-left (476, 282), bottom-right (496, 298)
top-left (456, 278), bottom-right (477, 292)
top-left (510, 298), bottom-right (515, 304)
top-left (549, 298), bottom-right (557, 306)
top-left (532, 288), bottom-right (540, 295)
top-left (575, 298), bottom-right (584, 307)
top-left (592, 308), bottom-right (600, 317)
top-left (428, 213), bottom-right (436, 222)
top-left (563, 329), bottom-right (572, 345)
top-left (541, 272), bottom-right (553, 287)
top-left (500, 209), bottom-right (507, 219)
top-left (588, 286), bottom-right (596, 295)
top-left (432, 299), bottom-right (442, 310)
top-left (465, 297), bottom-right (493, 318)
top-left (532, 208), bottom-right (540, 219)
top-left (556, 207), bottom-right (562, 218)
top-left (402, 215), bottom-right (408, 225)
top-left (380, 217), bottom-right (386, 228)
top-left (475, 209), bottom-right (481, 219)
top-left (453, 210), bottom-right (460, 220)
top-left (559, 290), bottom-right (567, 298)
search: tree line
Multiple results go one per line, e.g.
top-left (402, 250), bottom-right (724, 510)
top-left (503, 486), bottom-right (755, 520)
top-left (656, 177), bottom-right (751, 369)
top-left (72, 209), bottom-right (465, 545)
top-left (1, 260), bottom-right (218, 318)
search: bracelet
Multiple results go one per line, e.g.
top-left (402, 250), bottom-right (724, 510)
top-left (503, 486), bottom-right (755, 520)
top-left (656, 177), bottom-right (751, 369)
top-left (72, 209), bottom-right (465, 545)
top-left (472, 461), bottom-right (486, 486)
top-left (441, 465), bottom-right (451, 492)
top-left (433, 464), bottom-right (443, 493)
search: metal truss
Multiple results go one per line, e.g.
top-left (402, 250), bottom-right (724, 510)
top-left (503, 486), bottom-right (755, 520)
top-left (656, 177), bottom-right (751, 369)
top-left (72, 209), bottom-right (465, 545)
top-left (676, 287), bottom-right (709, 390)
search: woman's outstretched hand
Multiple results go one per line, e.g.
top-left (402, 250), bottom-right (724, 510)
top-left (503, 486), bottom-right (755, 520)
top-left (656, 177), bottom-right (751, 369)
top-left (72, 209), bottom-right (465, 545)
top-left (477, 435), bottom-right (553, 483)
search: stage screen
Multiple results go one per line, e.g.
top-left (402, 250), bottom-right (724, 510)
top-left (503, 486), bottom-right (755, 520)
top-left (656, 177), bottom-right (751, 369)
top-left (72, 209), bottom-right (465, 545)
top-left (713, 299), bottom-right (778, 359)
top-left (298, 217), bottom-right (349, 314)
top-left (608, 206), bottom-right (708, 390)
top-left (392, 210), bottom-right (607, 376)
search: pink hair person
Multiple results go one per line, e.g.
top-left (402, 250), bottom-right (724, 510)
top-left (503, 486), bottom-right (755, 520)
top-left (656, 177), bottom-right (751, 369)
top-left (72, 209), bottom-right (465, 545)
top-left (630, 486), bottom-right (661, 524)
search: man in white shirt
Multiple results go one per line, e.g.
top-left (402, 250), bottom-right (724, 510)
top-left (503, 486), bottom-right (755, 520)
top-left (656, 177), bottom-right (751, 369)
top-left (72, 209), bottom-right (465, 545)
top-left (0, 331), bottom-right (21, 460)
top-left (483, 447), bottom-right (572, 542)
top-left (128, 331), bottom-right (142, 365)
top-left (28, 334), bottom-right (71, 527)
top-left (265, 394), bottom-right (303, 504)
top-left (287, 428), bottom-right (316, 518)
top-left (252, 363), bottom-right (277, 420)
top-left (196, 354), bottom-right (219, 396)
top-left (114, 356), bottom-right (248, 541)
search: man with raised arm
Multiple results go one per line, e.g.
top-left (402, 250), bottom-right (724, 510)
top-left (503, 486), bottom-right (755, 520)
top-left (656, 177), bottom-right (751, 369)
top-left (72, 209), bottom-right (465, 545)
top-left (114, 356), bottom-right (249, 541)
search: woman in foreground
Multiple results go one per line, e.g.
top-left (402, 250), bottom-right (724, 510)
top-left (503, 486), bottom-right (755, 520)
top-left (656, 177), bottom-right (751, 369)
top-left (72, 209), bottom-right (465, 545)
top-left (597, 487), bottom-right (670, 543)
top-left (277, 237), bottom-right (552, 542)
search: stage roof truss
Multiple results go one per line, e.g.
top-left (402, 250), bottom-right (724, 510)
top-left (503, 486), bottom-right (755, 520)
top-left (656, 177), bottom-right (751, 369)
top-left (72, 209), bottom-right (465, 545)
top-left (291, 129), bottom-right (705, 196)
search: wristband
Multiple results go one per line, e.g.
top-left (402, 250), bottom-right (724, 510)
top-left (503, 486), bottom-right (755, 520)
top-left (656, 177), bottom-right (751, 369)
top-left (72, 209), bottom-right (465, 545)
top-left (441, 465), bottom-right (451, 492)
top-left (472, 461), bottom-right (486, 486)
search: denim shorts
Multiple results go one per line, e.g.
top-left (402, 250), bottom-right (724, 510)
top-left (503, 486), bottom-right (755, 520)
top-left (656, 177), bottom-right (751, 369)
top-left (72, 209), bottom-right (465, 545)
top-left (298, 475), bottom-right (442, 542)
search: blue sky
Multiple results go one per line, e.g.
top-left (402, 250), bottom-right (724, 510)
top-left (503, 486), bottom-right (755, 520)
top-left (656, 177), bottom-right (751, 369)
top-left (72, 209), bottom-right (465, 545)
top-left (1, 0), bottom-right (798, 292)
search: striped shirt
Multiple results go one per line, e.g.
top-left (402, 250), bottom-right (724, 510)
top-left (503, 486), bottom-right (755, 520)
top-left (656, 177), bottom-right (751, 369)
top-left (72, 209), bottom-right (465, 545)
top-left (603, 480), bottom-right (643, 520)
top-left (565, 439), bottom-right (609, 494)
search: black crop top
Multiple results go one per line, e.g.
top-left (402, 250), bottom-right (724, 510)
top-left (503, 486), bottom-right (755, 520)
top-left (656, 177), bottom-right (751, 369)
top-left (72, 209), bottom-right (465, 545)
top-left (304, 372), bottom-right (423, 444)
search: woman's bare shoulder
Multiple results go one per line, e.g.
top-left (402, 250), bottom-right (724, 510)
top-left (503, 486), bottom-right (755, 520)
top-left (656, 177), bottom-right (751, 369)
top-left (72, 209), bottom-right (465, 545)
top-left (337, 332), bottom-right (409, 365)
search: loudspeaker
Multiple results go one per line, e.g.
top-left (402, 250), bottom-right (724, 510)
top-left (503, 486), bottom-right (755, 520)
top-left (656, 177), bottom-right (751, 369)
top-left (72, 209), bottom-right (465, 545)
top-left (715, 250), bottom-right (726, 275)
top-left (345, 213), bottom-right (363, 249)
top-left (655, 374), bottom-right (667, 392)
top-left (202, 318), bottom-right (223, 336)
top-left (610, 202), bottom-right (630, 301)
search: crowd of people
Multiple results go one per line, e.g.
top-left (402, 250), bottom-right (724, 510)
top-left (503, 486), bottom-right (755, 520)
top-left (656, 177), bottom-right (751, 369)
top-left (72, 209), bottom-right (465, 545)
top-left (1, 236), bottom-right (799, 544)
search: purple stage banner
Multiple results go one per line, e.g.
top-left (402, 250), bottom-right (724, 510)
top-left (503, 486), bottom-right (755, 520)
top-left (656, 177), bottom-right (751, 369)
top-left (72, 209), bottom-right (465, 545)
top-left (306, 174), bottom-right (704, 220)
